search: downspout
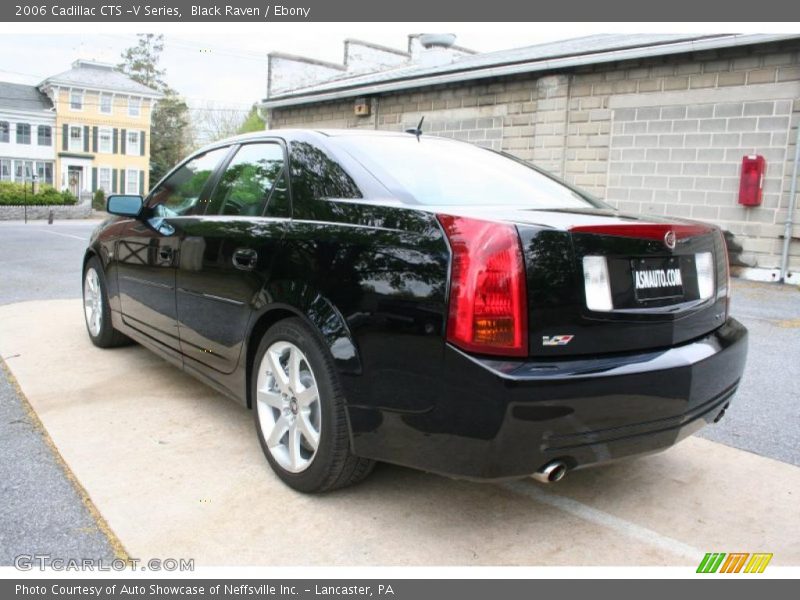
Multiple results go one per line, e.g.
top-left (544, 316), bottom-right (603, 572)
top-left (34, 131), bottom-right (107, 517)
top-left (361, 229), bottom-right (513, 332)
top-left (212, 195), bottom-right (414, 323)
top-left (780, 115), bottom-right (800, 283)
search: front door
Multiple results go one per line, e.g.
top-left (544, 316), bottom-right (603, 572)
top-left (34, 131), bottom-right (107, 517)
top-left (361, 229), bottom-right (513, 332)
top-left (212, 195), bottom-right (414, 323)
top-left (115, 146), bottom-right (232, 352)
top-left (67, 166), bottom-right (82, 196)
top-left (176, 141), bottom-right (290, 374)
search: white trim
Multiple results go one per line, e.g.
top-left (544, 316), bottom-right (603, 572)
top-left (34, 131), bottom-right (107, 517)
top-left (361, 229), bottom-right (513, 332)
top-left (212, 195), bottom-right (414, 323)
top-left (125, 167), bottom-right (140, 194)
top-left (69, 88), bottom-right (84, 112)
top-left (68, 124), bottom-right (84, 152)
top-left (41, 81), bottom-right (161, 100)
top-left (99, 93), bottom-right (113, 115)
top-left (125, 129), bottom-right (140, 156)
top-left (98, 126), bottom-right (113, 154)
top-left (97, 165), bottom-right (112, 193)
top-left (127, 96), bottom-right (141, 117)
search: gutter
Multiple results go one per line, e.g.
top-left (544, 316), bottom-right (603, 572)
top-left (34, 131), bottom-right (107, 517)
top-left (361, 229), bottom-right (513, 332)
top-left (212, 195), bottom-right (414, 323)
top-left (780, 115), bottom-right (800, 283)
top-left (260, 34), bottom-right (799, 109)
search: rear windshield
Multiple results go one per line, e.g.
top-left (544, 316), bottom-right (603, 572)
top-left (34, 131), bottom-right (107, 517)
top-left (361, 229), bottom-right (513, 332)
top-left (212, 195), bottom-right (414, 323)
top-left (339, 135), bottom-right (603, 208)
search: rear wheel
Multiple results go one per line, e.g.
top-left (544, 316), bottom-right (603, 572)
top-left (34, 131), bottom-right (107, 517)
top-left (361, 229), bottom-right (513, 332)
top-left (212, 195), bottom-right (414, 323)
top-left (252, 318), bottom-right (374, 493)
top-left (83, 256), bottom-right (131, 348)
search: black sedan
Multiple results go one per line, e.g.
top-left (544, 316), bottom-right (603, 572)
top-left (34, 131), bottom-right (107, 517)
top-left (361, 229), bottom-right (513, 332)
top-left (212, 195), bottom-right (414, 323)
top-left (82, 129), bottom-right (748, 492)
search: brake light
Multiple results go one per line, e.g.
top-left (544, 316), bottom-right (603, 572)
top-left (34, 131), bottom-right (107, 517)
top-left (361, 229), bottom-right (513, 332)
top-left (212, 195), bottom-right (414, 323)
top-left (437, 215), bottom-right (528, 357)
top-left (569, 223), bottom-right (713, 241)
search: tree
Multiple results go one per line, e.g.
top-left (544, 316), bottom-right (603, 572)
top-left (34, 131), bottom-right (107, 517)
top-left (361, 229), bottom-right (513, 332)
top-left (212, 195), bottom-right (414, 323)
top-left (191, 101), bottom-right (248, 146)
top-left (238, 105), bottom-right (266, 134)
top-left (118, 34), bottom-right (191, 185)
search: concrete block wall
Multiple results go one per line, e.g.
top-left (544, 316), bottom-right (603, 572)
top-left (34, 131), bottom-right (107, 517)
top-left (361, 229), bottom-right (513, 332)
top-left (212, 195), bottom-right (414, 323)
top-left (268, 39), bottom-right (800, 272)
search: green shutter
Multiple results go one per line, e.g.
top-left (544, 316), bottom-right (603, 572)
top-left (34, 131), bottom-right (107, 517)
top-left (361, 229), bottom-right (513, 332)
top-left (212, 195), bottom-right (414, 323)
top-left (139, 170), bottom-right (144, 195)
top-left (112, 128), bottom-right (118, 154)
top-left (92, 127), bottom-right (98, 153)
top-left (120, 129), bottom-right (126, 154)
top-left (112, 169), bottom-right (118, 193)
top-left (92, 167), bottom-right (97, 191)
top-left (119, 169), bottom-right (125, 193)
top-left (62, 124), bottom-right (68, 151)
top-left (140, 131), bottom-right (145, 156)
top-left (83, 126), bottom-right (89, 152)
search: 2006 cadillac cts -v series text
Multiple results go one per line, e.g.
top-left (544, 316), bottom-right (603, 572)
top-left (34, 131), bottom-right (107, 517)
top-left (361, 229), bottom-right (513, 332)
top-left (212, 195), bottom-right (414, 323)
top-left (81, 129), bottom-right (748, 493)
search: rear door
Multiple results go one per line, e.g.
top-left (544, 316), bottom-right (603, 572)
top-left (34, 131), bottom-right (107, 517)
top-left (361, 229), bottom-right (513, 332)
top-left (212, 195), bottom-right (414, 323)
top-left (115, 146), bottom-right (231, 350)
top-left (175, 141), bottom-right (290, 373)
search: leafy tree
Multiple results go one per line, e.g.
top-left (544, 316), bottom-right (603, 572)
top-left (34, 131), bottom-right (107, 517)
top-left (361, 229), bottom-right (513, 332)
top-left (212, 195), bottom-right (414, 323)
top-left (237, 105), bottom-right (266, 134)
top-left (118, 34), bottom-right (191, 186)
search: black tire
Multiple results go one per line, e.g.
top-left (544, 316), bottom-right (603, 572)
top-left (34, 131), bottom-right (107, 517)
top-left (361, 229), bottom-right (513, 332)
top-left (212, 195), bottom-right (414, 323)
top-left (252, 317), bottom-right (375, 493)
top-left (82, 256), bottom-right (131, 348)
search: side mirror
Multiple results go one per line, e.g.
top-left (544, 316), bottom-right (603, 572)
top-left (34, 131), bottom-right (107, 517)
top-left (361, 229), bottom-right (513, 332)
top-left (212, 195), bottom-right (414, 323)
top-left (107, 195), bottom-right (143, 218)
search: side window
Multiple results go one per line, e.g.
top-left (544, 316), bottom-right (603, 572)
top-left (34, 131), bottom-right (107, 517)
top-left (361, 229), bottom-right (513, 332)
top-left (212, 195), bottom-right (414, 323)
top-left (147, 147), bottom-right (229, 217)
top-left (289, 141), bottom-right (361, 212)
top-left (207, 142), bottom-right (287, 217)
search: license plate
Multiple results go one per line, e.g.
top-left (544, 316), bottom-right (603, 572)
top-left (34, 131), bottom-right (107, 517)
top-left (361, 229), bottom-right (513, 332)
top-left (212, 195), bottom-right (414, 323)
top-left (631, 257), bottom-right (684, 301)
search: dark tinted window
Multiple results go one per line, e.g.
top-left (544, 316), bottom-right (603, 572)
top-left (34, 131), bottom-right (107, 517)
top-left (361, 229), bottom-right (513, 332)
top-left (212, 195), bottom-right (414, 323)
top-left (148, 147), bottom-right (229, 217)
top-left (208, 143), bottom-right (286, 217)
top-left (37, 125), bottom-right (52, 146)
top-left (340, 136), bottom-right (602, 208)
top-left (289, 141), bottom-right (361, 206)
top-left (0, 121), bottom-right (8, 143)
top-left (16, 123), bottom-right (30, 145)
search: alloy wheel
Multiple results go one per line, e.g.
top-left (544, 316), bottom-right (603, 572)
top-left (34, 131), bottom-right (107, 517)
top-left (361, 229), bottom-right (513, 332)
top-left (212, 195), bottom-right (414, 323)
top-left (83, 268), bottom-right (102, 337)
top-left (256, 341), bottom-right (322, 473)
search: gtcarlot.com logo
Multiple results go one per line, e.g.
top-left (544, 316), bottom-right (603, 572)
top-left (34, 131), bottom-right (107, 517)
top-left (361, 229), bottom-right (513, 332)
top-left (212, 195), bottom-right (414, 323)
top-left (14, 554), bottom-right (194, 572)
top-left (696, 552), bottom-right (773, 574)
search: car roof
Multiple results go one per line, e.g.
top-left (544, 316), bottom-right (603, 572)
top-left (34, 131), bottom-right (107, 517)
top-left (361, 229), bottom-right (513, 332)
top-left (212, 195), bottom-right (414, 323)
top-left (194, 127), bottom-right (455, 154)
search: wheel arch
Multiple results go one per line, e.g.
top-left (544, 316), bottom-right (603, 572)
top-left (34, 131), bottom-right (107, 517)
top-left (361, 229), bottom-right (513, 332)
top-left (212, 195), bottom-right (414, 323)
top-left (244, 290), bottom-right (361, 409)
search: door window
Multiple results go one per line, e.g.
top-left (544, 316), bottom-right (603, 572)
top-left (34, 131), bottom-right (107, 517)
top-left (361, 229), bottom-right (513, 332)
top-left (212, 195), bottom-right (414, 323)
top-left (147, 147), bottom-right (230, 217)
top-left (207, 142), bottom-right (287, 217)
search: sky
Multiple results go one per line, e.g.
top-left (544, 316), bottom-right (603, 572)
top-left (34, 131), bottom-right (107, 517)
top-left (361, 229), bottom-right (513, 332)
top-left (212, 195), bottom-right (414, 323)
top-left (0, 25), bottom-right (582, 109)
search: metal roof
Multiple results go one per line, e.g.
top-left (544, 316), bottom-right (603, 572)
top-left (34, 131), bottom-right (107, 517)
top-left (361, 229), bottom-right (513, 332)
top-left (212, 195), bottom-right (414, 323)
top-left (0, 81), bottom-right (53, 113)
top-left (261, 33), bottom-right (800, 109)
top-left (40, 60), bottom-right (162, 97)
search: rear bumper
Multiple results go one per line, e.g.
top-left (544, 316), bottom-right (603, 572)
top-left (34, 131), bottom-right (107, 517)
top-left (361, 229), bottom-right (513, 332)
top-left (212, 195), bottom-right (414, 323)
top-left (349, 318), bottom-right (748, 479)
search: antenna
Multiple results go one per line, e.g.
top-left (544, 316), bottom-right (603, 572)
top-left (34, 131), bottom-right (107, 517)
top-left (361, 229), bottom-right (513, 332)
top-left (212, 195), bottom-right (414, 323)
top-left (404, 116), bottom-right (425, 141)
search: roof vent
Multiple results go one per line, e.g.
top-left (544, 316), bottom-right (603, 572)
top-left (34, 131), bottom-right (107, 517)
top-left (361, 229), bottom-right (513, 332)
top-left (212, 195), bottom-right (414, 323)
top-left (418, 33), bottom-right (457, 49)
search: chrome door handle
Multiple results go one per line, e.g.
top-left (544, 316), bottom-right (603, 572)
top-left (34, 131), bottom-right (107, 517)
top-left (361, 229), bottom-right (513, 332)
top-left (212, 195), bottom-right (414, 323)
top-left (232, 248), bottom-right (258, 270)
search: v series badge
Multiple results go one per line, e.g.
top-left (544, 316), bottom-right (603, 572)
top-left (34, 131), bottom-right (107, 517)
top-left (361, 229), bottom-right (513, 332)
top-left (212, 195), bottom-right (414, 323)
top-left (542, 335), bottom-right (574, 346)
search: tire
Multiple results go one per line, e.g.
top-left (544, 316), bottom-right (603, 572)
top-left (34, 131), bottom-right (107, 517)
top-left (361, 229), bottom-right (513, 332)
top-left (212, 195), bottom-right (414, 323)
top-left (252, 317), bottom-right (375, 493)
top-left (82, 256), bottom-right (131, 348)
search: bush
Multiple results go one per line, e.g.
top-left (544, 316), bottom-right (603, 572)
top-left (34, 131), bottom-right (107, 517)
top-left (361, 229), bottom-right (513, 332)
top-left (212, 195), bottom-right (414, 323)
top-left (92, 189), bottom-right (106, 211)
top-left (0, 181), bottom-right (78, 205)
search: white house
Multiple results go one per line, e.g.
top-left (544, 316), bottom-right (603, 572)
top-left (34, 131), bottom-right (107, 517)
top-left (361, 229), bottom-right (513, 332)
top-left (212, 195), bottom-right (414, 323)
top-left (0, 82), bottom-right (57, 186)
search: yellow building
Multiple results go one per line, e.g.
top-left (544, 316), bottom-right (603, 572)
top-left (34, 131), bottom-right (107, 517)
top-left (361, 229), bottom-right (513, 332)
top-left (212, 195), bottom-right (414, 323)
top-left (39, 60), bottom-right (162, 197)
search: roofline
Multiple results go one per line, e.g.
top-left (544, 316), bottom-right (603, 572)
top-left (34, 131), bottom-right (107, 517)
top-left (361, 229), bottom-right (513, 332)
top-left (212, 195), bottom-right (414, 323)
top-left (38, 80), bottom-right (163, 99)
top-left (344, 38), bottom-right (411, 59)
top-left (268, 51), bottom-right (347, 71)
top-left (261, 33), bottom-right (799, 109)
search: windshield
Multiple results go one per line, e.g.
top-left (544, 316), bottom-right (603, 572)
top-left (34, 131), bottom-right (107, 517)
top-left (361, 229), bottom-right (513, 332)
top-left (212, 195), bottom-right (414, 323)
top-left (339, 135), bottom-right (604, 208)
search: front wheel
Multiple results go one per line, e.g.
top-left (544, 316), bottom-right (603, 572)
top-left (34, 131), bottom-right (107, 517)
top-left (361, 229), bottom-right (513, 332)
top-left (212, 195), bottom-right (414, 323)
top-left (252, 318), bottom-right (374, 493)
top-left (83, 257), bottom-right (130, 348)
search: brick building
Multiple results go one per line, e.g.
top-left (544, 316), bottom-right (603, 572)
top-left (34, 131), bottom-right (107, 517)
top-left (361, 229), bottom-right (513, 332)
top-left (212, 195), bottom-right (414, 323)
top-left (260, 33), bottom-right (800, 284)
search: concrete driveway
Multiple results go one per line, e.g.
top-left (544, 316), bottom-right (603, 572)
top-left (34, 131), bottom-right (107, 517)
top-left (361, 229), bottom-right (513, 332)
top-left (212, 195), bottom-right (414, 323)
top-left (0, 220), bottom-right (799, 566)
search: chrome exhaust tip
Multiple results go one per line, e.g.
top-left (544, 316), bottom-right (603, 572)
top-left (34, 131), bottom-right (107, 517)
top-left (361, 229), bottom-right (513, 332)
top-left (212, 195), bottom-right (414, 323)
top-left (532, 460), bottom-right (568, 484)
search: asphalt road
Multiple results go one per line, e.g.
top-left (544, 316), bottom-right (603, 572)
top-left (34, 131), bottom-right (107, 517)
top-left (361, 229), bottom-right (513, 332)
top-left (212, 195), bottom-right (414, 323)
top-left (0, 219), bottom-right (115, 566)
top-left (0, 218), bottom-right (798, 565)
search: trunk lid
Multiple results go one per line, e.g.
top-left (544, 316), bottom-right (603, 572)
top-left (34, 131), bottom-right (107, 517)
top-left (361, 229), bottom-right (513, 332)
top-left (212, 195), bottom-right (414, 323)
top-left (513, 207), bottom-right (729, 357)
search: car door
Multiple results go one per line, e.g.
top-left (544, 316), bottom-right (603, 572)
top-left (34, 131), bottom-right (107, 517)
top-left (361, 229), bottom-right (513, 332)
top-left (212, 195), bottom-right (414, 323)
top-left (115, 146), bottom-right (232, 351)
top-left (175, 141), bottom-right (290, 373)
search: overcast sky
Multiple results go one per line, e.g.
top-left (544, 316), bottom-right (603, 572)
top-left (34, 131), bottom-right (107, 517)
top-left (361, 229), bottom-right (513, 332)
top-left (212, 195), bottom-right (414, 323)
top-left (0, 25), bottom-right (581, 109)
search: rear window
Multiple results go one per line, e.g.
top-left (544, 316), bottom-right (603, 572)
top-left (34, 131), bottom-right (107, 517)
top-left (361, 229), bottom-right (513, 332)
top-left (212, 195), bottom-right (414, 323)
top-left (340, 135), bottom-right (602, 208)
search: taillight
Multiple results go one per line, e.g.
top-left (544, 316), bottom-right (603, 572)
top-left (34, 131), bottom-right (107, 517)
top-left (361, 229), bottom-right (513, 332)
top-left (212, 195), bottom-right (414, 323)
top-left (437, 214), bottom-right (528, 357)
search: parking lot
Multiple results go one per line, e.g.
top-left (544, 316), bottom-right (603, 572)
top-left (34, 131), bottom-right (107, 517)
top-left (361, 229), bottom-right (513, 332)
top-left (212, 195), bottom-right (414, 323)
top-left (1, 219), bottom-right (799, 566)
